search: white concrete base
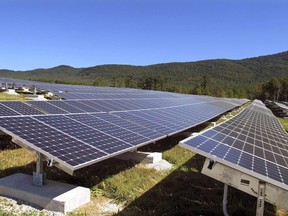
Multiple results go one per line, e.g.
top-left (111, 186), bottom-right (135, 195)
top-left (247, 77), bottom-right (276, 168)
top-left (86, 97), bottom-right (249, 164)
top-left (26, 95), bottom-right (47, 101)
top-left (5, 89), bottom-right (18, 95)
top-left (0, 173), bottom-right (90, 214)
top-left (116, 151), bottom-right (162, 164)
top-left (145, 159), bottom-right (173, 171)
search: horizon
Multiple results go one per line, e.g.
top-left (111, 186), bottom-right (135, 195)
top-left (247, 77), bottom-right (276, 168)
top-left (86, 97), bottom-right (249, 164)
top-left (1, 0), bottom-right (288, 71)
top-left (1, 50), bottom-right (287, 71)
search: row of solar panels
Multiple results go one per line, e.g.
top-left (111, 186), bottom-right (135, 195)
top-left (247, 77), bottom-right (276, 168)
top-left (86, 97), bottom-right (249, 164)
top-left (0, 78), bottom-right (139, 93)
top-left (180, 100), bottom-right (288, 191)
top-left (55, 92), bottom-right (181, 100)
top-left (1, 78), bottom-right (179, 100)
top-left (0, 78), bottom-right (250, 102)
top-left (0, 78), bottom-right (250, 174)
top-left (0, 98), bottom-right (248, 117)
top-left (0, 99), bottom-right (247, 174)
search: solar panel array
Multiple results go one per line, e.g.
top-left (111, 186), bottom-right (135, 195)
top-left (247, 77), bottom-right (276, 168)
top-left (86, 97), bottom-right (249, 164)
top-left (0, 78), bottom-right (249, 173)
top-left (180, 100), bottom-right (288, 191)
top-left (0, 77), bottom-right (179, 100)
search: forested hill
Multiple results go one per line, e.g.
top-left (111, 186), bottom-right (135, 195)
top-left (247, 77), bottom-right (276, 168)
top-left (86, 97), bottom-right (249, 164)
top-left (1, 51), bottom-right (288, 90)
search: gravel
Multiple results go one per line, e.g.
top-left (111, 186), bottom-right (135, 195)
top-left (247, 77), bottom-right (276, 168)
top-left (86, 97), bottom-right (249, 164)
top-left (0, 196), bottom-right (64, 216)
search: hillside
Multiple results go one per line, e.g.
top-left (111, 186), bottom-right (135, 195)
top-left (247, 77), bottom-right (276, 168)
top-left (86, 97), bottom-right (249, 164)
top-left (1, 51), bottom-right (288, 88)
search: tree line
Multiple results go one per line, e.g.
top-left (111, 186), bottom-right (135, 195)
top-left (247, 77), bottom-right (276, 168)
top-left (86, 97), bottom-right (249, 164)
top-left (91, 75), bottom-right (250, 99)
top-left (28, 74), bottom-right (288, 102)
top-left (254, 77), bottom-right (288, 101)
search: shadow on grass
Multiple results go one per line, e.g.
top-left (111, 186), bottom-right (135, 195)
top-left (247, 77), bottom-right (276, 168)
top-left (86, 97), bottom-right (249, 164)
top-left (1, 157), bottom-right (138, 189)
top-left (116, 154), bottom-right (276, 216)
top-left (0, 162), bottom-right (35, 179)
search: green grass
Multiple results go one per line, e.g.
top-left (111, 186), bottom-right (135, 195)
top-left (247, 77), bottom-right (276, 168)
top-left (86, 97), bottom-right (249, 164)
top-left (278, 117), bottom-right (288, 132)
top-left (0, 92), bottom-right (25, 101)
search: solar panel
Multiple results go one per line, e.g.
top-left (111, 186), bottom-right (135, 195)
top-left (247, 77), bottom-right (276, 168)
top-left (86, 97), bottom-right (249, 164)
top-left (0, 102), bottom-right (21, 116)
top-left (28, 101), bottom-right (68, 114)
top-left (79, 100), bottom-right (114, 112)
top-left (67, 114), bottom-right (152, 146)
top-left (0, 116), bottom-right (108, 167)
top-left (114, 111), bottom-right (175, 134)
top-left (180, 100), bottom-right (288, 190)
top-left (0, 101), bottom-right (44, 115)
top-left (34, 115), bottom-right (134, 154)
top-left (64, 101), bottom-right (102, 113)
top-left (92, 113), bottom-right (165, 140)
top-left (48, 101), bottom-right (86, 113)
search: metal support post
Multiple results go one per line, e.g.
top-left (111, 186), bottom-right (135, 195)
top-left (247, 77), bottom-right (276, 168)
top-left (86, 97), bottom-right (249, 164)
top-left (223, 184), bottom-right (229, 216)
top-left (256, 181), bottom-right (266, 216)
top-left (33, 152), bottom-right (46, 187)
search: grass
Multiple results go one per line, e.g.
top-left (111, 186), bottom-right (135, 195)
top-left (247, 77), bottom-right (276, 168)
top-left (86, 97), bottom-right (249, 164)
top-left (278, 117), bottom-right (288, 132)
top-left (0, 92), bottom-right (26, 101)
top-left (0, 148), bottom-right (35, 178)
top-left (0, 96), bottom-right (287, 215)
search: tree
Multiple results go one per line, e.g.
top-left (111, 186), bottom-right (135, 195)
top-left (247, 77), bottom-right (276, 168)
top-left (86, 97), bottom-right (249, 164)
top-left (93, 77), bottom-right (108, 86)
top-left (200, 75), bottom-right (210, 95)
top-left (262, 78), bottom-right (281, 101)
top-left (279, 78), bottom-right (288, 101)
top-left (124, 75), bottom-right (134, 88)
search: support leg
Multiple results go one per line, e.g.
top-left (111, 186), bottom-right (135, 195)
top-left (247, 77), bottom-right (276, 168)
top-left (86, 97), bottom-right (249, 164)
top-left (33, 152), bottom-right (46, 187)
top-left (223, 184), bottom-right (229, 216)
top-left (256, 182), bottom-right (265, 216)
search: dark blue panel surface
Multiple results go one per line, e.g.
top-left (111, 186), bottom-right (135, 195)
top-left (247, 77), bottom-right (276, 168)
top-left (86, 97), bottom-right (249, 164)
top-left (28, 101), bottom-right (68, 114)
top-left (92, 113), bottom-right (164, 140)
top-left (0, 103), bottom-right (20, 116)
top-left (1, 101), bottom-right (44, 115)
top-left (0, 116), bottom-right (107, 167)
top-left (68, 114), bottom-right (151, 146)
top-left (35, 115), bottom-right (134, 154)
top-left (48, 101), bottom-right (86, 113)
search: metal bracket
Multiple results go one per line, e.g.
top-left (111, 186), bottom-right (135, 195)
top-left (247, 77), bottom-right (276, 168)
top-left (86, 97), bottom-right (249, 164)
top-left (207, 156), bottom-right (217, 170)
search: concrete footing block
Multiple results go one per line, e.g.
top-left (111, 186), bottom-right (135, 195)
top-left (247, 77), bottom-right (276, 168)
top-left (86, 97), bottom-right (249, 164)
top-left (115, 151), bottom-right (162, 164)
top-left (5, 89), bottom-right (18, 95)
top-left (0, 173), bottom-right (90, 214)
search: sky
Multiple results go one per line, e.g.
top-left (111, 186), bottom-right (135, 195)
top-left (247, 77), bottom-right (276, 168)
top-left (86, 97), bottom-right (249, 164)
top-left (0, 0), bottom-right (288, 71)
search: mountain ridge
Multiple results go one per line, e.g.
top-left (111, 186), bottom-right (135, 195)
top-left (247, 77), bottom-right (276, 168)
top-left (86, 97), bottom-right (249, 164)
top-left (1, 51), bottom-right (288, 89)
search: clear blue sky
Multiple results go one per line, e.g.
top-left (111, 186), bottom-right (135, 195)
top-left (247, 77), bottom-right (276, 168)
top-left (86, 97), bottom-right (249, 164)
top-left (0, 0), bottom-right (287, 70)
